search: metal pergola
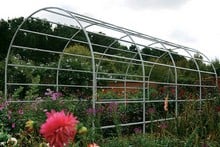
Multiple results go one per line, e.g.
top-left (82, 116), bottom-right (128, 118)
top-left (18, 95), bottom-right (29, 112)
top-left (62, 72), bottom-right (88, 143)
top-left (5, 7), bottom-right (218, 133)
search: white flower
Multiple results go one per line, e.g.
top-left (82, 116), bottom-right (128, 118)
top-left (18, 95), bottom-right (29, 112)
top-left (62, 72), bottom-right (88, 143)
top-left (0, 142), bottom-right (6, 146)
top-left (7, 137), bottom-right (17, 146)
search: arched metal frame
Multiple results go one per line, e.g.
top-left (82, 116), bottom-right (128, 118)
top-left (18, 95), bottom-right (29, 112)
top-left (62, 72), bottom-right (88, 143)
top-left (5, 7), bottom-right (218, 133)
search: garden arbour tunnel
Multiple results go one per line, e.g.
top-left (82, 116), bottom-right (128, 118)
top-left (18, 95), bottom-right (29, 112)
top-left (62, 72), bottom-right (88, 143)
top-left (5, 7), bottom-right (218, 133)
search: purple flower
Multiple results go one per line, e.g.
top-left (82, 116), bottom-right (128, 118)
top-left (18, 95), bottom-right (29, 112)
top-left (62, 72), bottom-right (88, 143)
top-left (107, 102), bottom-right (118, 113)
top-left (18, 109), bottom-right (24, 115)
top-left (12, 123), bottom-right (15, 128)
top-left (147, 107), bottom-right (156, 115)
top-left (134, 127), bottom-right (142, 134)
top-left (45, 88), bottom-right (53, 96)
top-left (45, 88), bottom-right (62, 100)
top-left (86, 106), bottom-right (105, 116)
top-left (51, 92), bottom-right (62, 100)
top-left (86, 108), bottom-right (96, 115)
top-left (0, 101), bottom-right (9, 111)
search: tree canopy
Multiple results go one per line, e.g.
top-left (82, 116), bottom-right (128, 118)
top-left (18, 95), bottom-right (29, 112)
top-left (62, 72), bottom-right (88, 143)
top-left (0, 17), bottom-right (218, 91)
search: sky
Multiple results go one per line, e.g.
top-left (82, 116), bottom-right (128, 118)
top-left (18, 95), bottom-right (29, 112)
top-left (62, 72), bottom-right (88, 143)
top-left (0, 0), bottom-right (220, 60)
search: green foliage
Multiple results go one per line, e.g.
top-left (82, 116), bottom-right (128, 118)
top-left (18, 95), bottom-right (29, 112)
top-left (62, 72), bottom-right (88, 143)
top-left (25, 75), bottom-right (40, 100)
top-left (100, 134), bottom-right (184, 147)
top-left (64, 44), bottom-right (91, 56)
top-left (1, 16), bottom-right (220, 146)
top-left (210, 58), bottom-right (220, 75)
top-left (0, 61), bottom-right (4, 91)
top-left (0, 17), bottom-right (219, 95)
top-left (12, 86), bottom-right (24, 99)
top-left (0, 18), bottom-right (23, 61)
top-left (98, 90), bottom-right (120, 100)
top-left (184, 127), bottom-right (199, 147)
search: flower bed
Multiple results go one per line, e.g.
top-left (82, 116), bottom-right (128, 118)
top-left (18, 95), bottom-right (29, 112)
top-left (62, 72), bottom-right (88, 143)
top-left (1, 89), bottom-right (220, 146)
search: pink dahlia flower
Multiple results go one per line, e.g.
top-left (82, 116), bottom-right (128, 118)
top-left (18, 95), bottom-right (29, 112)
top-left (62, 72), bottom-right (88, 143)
top-left (40, 110), bottom-right (79, 147)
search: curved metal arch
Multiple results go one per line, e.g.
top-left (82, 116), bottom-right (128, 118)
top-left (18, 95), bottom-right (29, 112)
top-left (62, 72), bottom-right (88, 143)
top-left (56, 28), bottom-right (85, 91)
top-left (159, 43), bottom-right (179, 116)
top-left (191, 49), bottom-right (218, 87)
top-left (184, 49), bottom-right (202, 104)
top-left (46, 7), bottom-right (98, 115)
top-left (5, 7), bottom-right (97, 103)
top-left (120, 33), bottom-right (147, 133)
top-left (55, 22), bottom-right (104, 92)
top-left (93, 32), bottom-right (144, 102)
top-left (54, 12), bottom-right (100, 92)
top-left (5, 6), bottom-right (218, 134)
top-left (83, 24), bottom-right (149, 131)
top-left (146, 44), bottom-right (172, 97)
top-left (4, 7), bottom-right (51, 99)
top-left (94, 34), bottom-right (129, 74)
top-left (147, 50), bottom-right (172, 85)
top-left (146, 42), bottom-right (178, 115)
top-left (201, 52), bottom-right (218, 87)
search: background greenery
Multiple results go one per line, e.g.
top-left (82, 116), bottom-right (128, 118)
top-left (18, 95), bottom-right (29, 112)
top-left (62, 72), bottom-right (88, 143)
top-left (1, 17), bottom-right (220, 92)
top-left (1, 17), bottom-right (220, 146)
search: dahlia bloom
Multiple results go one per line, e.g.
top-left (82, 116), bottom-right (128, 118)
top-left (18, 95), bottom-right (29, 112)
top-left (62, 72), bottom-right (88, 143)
top-left (40, 110), bottom-right (79, 147)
